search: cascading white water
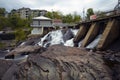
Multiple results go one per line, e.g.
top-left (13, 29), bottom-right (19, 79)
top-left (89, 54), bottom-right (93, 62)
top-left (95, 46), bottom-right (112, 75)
top-left (50, 30), bottom-right (64, 45)
top-left (20, 42), bottom-right (26, 46)
top-left (37, 29), bottom-right (102, 49)
top-left (38, 32), bottom-right (51, 47)
top-left (37, 30), bottom-right (64, 47)
top-left (86, 34), bottom-right (102, 49)
top-left (37, 29), bottom-right (79, 47)
top-left (64, 38), bottom-right (74, 47)
top-left (78, 40), bottom-right (83, 47)
top-left (71, 29), bottom-right (79, 36)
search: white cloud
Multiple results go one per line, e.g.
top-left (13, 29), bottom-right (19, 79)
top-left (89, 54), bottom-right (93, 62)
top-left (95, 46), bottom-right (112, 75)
top-left (0, 0), bottom-right (118, 14)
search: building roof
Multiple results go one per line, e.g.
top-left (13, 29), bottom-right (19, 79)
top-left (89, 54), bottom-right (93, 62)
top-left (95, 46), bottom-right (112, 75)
top-left (33, 16), bottom-right (51, 20)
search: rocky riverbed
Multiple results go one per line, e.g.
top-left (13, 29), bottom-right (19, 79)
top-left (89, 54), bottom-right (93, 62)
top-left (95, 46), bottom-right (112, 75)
top-left (0, 45), bottom-right (120, 80)
top-left (0, 29), bottom-right (120, 80)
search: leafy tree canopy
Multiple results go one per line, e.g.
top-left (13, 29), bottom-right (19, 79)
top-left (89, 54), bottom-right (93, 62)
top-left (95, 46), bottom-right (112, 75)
top-left (86, 8), bottom-right (94, 20)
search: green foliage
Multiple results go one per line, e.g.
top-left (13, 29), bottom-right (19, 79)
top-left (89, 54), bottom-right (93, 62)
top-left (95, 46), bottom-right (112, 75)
top-left (95, 11), bottom-right (106, 19)
top-left (52, 11), bottom-right (63, 19)
top-left (15, 29), bottom-right (27, 42)
top-left (0, 16), bottom-right (10, 30)
top-left (45, 11), bottom-right (81, 23)
top-left (62, 14), bottom-right (73, 23)
top-left (0, 8), bottom-right (5, 16)
top-left (86, 8), bottom-right (94, 20)
top-left (9, 14), bottom-right (23, 29)
top-left (0, 8), bottom-right (31, 43)
top-left (45, 12), bottom-right (53, 19)
top-left (45, 11), bottom-right (62, 19)
top-left (73, 12), bottom-right (81, 23)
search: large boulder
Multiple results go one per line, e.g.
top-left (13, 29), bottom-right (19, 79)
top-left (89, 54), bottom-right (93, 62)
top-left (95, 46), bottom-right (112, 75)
top-left (2, 45), bottom-right (112, 80)
top-left (5, 45), bottom-right (45, 59)
top-left (63, 29), bottom-right (74, 42)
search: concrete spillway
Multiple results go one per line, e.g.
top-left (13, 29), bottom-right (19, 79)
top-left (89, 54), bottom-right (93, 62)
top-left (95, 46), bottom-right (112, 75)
top-left (35, 17), bottom-right (120, 50)
top-left (74, 17), bottom-right (120, 50)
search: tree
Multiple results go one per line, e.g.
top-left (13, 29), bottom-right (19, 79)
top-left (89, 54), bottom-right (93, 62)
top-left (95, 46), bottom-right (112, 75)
top-left (62, 14), bottom-right (73, 23)
top-left (45, 12), bottom-right (53, 19)
top-left (45, 11), bottom-right (62, 19)
top-left (73, 12), bottom-right (81, 23)
top-left (52, 11), bottom-right (62, 19)
top-left (0, 8), bottom-right (5, 16)
top-left (95, 11), bottom-right (106, 19)
top-left (0, 16), bottom-right (11, 30)
top-left (8, 14), bottom-right (27, 29)
top-left (15, 29), bottom-right (27, 42)
top-left (86, 8), bottom-right (94, 20)
top-left (45, 11), bottom-right (81, 23)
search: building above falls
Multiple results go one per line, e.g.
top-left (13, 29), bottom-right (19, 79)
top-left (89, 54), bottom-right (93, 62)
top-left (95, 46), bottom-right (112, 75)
top-left (31, 16), bottom-right (53, 35)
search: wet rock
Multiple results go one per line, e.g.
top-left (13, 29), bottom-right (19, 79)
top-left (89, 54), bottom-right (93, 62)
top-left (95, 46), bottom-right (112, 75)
top-left (99, 51), bottom-right (120, 80)
top-left (5, 45), bottom-right (46, 59)
top-left (63, 29), bottom-right (74, 42)
top-left (2, 64), bottom-right (18, 80)
top-left (107, 37), bottom-right (120, 52)
top-left (2, 45), bottom-right (112, 80)
top-left (112, 64), bottom-right (120, 80)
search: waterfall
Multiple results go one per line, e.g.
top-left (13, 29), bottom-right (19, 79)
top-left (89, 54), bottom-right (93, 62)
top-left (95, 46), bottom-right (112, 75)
top-left (64, 38), bottom-right (74, 47)
top-left (86, 34), bottom-right (102, 49)
top-left (78, 40), bottom-right (83, 47)
top-left (37, 29), bottom-right (78, 47)
top-left (37, 30), bottom-right (64, 47)
top-left (37, 29), bottom-right (101, 49)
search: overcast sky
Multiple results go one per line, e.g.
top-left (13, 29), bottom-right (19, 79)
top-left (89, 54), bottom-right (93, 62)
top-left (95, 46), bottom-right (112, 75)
top-left (0, 0), bottom-right (118, 14)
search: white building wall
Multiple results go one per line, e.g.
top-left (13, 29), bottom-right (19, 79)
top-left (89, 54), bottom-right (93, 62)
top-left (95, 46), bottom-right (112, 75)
top-left (31, 27), bottom-right (43, 35)
top-left (33, 21), bottom-right (39, 25)
top-left (40, 21), bottom-right (51, 26)
top-left (32, 20), bottom-right (52, 27)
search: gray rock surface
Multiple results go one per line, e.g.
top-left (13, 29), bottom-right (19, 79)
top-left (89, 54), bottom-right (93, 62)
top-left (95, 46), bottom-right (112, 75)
top-left (5, 45), bottom-right (45, 59)
top-left (1, 45), bottom-right (113, 80)
top-left (0, 60), bottom-right (14, 79)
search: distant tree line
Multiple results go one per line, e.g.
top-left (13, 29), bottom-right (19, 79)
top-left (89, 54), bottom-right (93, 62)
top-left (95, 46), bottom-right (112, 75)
top-left (45, 11), bottom-right (81, 23)
top-left (0, 7), bottom-right (107, 30)
top-left (0, 8), bottom-right (31, 30)
top-left (0, 8), bottom-right (82, 30)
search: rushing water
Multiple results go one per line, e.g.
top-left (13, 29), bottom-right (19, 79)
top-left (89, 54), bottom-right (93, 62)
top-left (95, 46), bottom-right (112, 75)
top-left (86, 34), bottom-right (102, 49)
top-left (37, 29), bottom-right (79, 47)
top-left (37, 29), bottom-right (102, 49)
top-left (64, 38), bottom-right (74, 47)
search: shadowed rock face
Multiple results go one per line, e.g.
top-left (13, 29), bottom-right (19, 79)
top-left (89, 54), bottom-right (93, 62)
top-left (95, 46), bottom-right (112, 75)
top-left (63, 29), bottom-right (74, 42)
top-left (0, 60), bottom-right (14, 79)
top-left (5, 45), bottom-right (45, 59)
top-left (1, 45), bottom-right (112, 80)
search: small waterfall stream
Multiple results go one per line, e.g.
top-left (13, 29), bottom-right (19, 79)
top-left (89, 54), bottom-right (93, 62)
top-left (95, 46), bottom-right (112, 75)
top-left (86, 34), bottom-right (102, 49)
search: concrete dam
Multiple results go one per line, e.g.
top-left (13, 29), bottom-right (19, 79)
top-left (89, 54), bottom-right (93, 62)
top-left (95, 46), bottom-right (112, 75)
top-left (74, 14), bottom-right (120, 51)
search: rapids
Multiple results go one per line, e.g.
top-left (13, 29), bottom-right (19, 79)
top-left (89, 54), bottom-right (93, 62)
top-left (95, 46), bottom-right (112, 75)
top-left (37, 29), bottom-right (79, 47)
top-left (37, 29), bottom-right (102, 49)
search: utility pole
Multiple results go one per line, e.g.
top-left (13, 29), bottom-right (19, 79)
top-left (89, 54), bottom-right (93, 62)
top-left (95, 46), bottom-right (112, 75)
top-left (52, 9), bottom-right (54, 19)
top-left (83, 8), bottom-right (85, 21)
top-left (114, 0), bottom-right (120, 10)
